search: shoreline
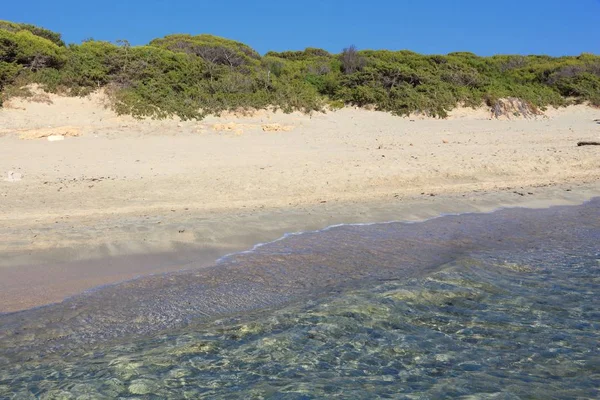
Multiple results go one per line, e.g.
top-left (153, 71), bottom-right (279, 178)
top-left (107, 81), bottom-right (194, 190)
top-left (1, 181), bottom-right (599, 314)
top-left (1, 96), bottom-right (599, 313)
top-left (2, 194), bottom-right (598, 355)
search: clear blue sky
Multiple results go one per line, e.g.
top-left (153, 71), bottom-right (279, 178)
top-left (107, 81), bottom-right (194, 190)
top-left (3, 0), bottom-right (600, 56)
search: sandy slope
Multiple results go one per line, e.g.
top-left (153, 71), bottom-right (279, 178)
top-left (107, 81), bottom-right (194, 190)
top-left (1, 92), bottom-right (599, 312)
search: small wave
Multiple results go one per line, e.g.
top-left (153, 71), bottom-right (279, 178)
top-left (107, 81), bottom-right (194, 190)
top-left (0, 198), bottom-right (598, 354)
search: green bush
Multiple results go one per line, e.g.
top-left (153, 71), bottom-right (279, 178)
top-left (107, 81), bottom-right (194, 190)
top-left (1, 20), bottom-right (599, 119)
top-left (32, 41), bottom-right (121, 94)
top-left (0, 20), bottom-right (64, 47)
top-left (150, 34), bottom-right (260, 67)
top-left (0, 29), bottom-right (66, 69)
top-left (109, 46), bottom-right (207, 119)
top-left (0, 61), bottom-right (22, 104)
top-left (265, 47), bottom-right (330, 61)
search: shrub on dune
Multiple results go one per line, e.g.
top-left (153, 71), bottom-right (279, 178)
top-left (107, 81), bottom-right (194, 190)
top-left (1, 20), bottom-right (599, 119)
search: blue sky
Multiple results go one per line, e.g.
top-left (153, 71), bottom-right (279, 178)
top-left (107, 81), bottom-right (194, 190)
top-left (3, 0), bottom-right (600, 55)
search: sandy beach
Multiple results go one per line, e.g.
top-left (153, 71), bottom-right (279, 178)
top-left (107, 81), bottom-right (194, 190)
top-left (1, 92), bottom-right (599, 313)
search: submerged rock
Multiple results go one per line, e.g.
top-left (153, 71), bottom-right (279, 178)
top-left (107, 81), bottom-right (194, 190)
top-left (128, 379), bottom-right (157, 395)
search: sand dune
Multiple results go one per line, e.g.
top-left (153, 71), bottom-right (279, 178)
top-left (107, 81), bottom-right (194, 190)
top-left (0, 92), bottom-right (599, 312)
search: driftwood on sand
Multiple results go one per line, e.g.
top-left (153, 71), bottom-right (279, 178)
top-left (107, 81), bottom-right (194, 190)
top-left (577, 141), bottom-right (600, 146)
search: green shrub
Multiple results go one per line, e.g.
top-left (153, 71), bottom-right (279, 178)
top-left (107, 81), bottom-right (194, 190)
top-left (0, 20), bottom-right (64, 47)
top-left (150, 34), bottom-right (260, 67)
top-left (109, 46), bottom-right (207, 119)
top-left (0, 61), bottom-right (22, 104)
top-left (32, 41), bottom-right (121, 93)
top-left (0, 29), bottom-right (66, 69)
top-left (265, 47), bottom-right (331, 61)
top-left (1, 20), bottom-right (600, 118)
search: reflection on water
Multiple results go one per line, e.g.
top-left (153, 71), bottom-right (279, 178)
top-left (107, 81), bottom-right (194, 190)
top-left (0, 199), bottom-right (599, 398)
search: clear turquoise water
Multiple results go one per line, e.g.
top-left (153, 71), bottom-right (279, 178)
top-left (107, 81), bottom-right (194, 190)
top-left (1, 200), bottom-right (599, 399)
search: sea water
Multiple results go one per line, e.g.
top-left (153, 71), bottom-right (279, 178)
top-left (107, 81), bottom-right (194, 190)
top-left (0, 199), bottom-right (598, 399)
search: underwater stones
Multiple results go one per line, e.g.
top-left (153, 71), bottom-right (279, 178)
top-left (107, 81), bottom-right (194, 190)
top-left (128, 379), bottom-right (158, 395)
top-left (100, 378), bottom-right (125, 397)
top-left (498, 262), bottom-right (536, 273)
top-left (385, 289), bottom-right (419, 302)
top-left (40, 390), bottom-right (75, 400)
top-left (259, 337), bottom-right (278, 347)
top-left (182, 389), bottom-right (203, 399)
top-left (168, 341), bottom-right (218, 356)
top-left (458, 362), bottom-right (483, 371)
top-left (228, 323), bottom-right (264, 339)
top-left (59, 383), bottom-right (98, 399)
top-left (167, 367), bottom-right (191, 378)
top-left (109, 357), bottom-right (143, 380)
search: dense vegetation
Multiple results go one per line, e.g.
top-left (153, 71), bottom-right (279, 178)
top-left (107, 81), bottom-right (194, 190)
top-left (1, 20), bottom-right (599, 119)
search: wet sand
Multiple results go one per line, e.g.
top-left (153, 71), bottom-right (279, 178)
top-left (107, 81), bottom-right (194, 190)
top-left (1, 184), bottom-right (599, 313)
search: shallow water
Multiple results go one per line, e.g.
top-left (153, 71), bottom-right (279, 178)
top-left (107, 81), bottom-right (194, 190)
top-left (1, 200), bottom-right (599, 398)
